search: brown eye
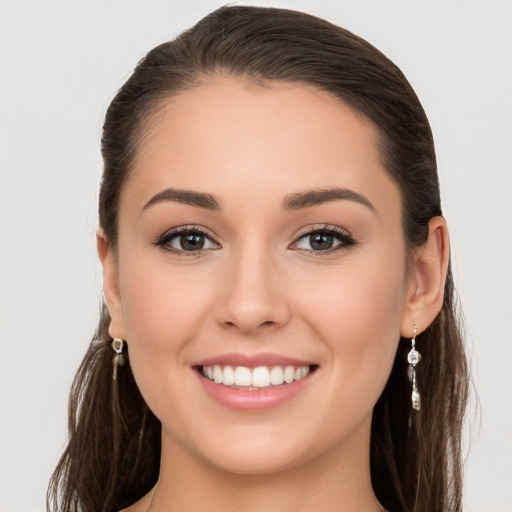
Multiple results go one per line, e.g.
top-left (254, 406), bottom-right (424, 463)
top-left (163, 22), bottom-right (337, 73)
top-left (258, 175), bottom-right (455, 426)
top-left (309, 233), bottom-right (334, 251)
top-left (179, 233), bottom-right (206, 251)
top-left (155, 227), bottom-right (219, 254)
top-left (291, 227), bottom-right (356, 253)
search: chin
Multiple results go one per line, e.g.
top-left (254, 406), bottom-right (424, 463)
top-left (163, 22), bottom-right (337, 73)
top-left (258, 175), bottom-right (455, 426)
top-left (204, 444), bottom-right (308, 476)
top-left (178, 419), bottom-right (326, 476)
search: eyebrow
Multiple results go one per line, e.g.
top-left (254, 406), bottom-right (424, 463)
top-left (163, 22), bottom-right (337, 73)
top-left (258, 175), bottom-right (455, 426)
top-left (281, 187), bottom-right (375, 212)
top-left (141, 186), bottom-right (375, 215)
top-left (141, 188), bottom-right (221, 213)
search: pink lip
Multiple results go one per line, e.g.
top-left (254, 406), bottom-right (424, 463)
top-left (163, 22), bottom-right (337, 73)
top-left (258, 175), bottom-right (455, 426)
top-left (193, 353), bottom-right (317, 412)
top-left (193, 352), bottom-right (314, 368)
top-left (196, 371), bottom-right (314, 411)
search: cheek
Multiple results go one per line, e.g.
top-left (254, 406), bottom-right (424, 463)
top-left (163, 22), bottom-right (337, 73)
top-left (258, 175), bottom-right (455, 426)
top-left (295, 250), bottom-right (407, 403)
top-left (316, 259), bottom-right (406, 340)
top-left (121, 267), bottom-right (217, 345)
top-left (117, 255), bottom-right (219, 404)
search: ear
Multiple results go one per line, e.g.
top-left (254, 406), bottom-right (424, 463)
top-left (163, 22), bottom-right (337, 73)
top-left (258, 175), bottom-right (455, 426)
top-left (400, 216), bottom-right (450, 337)
top-left (97, 228), bottom-right (127, 340)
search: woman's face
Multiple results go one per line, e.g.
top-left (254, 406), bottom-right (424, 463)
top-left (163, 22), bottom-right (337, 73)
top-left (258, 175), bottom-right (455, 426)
top-left (108, 77), bottom-right (415, 474)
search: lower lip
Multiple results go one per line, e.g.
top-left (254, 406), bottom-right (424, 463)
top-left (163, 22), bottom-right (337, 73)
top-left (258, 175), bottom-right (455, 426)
top-left (196, 370), bottom-right (314, 411)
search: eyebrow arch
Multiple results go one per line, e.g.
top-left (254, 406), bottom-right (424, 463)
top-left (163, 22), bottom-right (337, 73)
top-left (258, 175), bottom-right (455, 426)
top-left (141, 186), bottom-right (374, 215)
top-left (281, 187), bottom-right (376, 212)
top-left (141, 188), bottom-right (222, 213)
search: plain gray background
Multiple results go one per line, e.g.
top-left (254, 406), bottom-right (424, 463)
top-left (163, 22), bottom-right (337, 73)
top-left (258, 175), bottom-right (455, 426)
top-left (1, 1), bottom-right (511, 511)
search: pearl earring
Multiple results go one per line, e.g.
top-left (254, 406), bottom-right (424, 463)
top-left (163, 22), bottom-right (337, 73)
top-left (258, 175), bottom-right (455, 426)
top-left (407, 325), bottom-right (421, 411)
top-left (111, 338), bottom-right (125, 381)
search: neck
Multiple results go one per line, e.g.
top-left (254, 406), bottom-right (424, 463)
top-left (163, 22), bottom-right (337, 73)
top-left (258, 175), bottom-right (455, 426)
top-left (147, 418), bottom-right (383, 512)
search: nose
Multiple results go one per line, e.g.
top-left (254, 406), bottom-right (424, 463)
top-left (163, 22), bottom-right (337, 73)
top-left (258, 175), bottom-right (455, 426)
top-left (215, 244), bottom-right (291, 335)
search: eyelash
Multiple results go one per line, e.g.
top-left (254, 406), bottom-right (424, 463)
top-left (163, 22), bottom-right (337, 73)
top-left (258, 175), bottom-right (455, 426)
top-left (153, 224), bottom-right (357, 256)
top-left (152, 225), bottom-right (219, 255)
top-left (292, 225), bottom-right (357, 254)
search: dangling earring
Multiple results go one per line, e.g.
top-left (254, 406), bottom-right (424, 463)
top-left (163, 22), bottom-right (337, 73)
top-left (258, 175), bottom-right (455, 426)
top-left (111, 338), bottom-right (125, 381)
top-left (407, 324), bottom-right (421, 411)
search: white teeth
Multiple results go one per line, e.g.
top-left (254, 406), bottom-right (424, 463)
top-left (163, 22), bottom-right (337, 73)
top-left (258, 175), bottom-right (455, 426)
top-left (222, 365), bottom-right (235, 385)
top-left (283, 366), bottom-right (295, 384)
top-left (252, 366), bottom-right (271, 387)
top-left (213, 365), bottom-right (223, 384)
top-left (202, 364), bottom-right (312, 388)
top-left (234, 366), bottom-right (252, 386)
top-left (270, 366), bottom-right (284, 385)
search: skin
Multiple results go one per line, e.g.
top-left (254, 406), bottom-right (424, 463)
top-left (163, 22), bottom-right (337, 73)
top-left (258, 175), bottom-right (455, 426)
top-left (99, 77), bottom-right (449, 512)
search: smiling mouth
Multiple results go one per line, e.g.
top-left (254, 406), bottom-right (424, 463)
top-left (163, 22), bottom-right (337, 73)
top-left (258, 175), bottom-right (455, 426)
top-left (198, 364), bottom-right (317, 389)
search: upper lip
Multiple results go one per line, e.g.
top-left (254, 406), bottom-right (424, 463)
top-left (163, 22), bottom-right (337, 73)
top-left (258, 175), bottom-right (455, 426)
top-left (193, 352), bottom-right (315, 368)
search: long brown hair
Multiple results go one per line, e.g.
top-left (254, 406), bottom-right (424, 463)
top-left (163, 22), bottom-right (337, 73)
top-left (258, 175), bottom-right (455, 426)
top-left (48, 6), bottom-right (469, 512)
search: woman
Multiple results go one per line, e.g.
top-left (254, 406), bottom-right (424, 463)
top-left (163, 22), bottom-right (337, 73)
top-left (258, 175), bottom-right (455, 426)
top-left (47, 6), bottom-right (469, 512)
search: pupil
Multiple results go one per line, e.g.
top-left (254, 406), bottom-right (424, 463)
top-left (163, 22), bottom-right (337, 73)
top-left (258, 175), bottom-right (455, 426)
top-left (181, 233), bottom-right (204, 250)
top-left (310, 233), bottom-right (333, 250)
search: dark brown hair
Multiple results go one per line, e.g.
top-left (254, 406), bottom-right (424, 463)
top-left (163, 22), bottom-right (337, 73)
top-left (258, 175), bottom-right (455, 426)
top-left (48, 6), bottom-right (469, 512)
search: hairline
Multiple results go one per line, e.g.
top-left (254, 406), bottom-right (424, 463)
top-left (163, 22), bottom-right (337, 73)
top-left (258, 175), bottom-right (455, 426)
top-left (109, 72), bottom-right (411, 259)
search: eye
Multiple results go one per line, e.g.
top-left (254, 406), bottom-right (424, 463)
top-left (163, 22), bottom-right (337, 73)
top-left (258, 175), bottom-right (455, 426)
top-left (290, 226), bottom-right (356, 253)
top-left (153, 226), bottom-right (219, 254)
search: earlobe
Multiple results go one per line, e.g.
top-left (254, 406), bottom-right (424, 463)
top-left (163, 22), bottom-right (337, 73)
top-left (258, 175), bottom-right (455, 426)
top-left (97, 228), bottom-right (127, 340)
top-left (401, 216), bottom-right (450, 337)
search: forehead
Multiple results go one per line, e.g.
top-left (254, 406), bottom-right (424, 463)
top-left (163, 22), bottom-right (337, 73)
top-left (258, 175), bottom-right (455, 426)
top-left (123, 77), bottom-right (399, 215)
